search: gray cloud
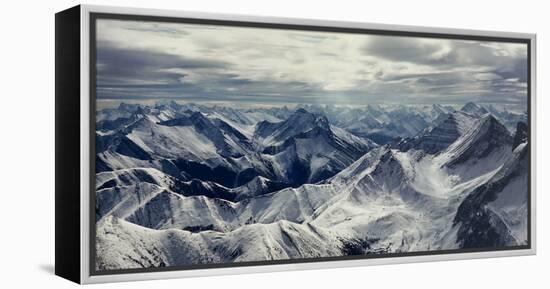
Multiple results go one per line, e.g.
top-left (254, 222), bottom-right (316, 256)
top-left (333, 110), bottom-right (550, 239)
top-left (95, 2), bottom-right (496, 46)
top-left (363, 37), bottom-right (526, 68)
top-left (362, 37), bottom-right (528, 105)
top-left (96, 41), bottom-right (325, 102)
top-left (97, 41), bottom-right (228, 84)
top-left (363, 37), bottom-right (447, 65)
top-left (492, 57), bottom-right (528, 82)
top-left (95, 20), bottom-right (529, 107)
top-left (96, 41), bottom-right (231, 99)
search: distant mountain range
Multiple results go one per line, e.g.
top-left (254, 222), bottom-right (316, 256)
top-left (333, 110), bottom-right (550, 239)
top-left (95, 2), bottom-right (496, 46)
top-left (94, 100), bottom-right (529, 271)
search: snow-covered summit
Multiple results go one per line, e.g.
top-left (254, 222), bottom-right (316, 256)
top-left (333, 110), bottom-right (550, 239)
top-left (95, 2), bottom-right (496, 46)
top-left (460, 101), bottom-right (489, 116)
top-left (397, 111), bottom-right (477, 154)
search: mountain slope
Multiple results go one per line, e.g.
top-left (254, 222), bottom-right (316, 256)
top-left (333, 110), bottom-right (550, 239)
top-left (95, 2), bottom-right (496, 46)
top-left (397, 111), bottom-right (477, 154)
top-left (96, 216), bottom-right (347, 270)
top-left (441, 114), bottom-right (513, 181)
top-left (253, 109), bottom-right (376, 184)
top-left (453, 142), bottom-right (528, 247)
top-left (460, 101), bottom-right (489, 117)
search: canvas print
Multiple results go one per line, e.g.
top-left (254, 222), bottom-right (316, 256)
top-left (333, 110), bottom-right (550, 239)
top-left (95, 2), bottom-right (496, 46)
top-left (93, 18), bottom-right (529, 272)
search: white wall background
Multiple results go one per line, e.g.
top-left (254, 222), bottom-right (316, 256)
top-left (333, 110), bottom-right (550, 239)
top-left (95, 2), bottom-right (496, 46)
top-left (0, 0), bottom-right (546, 287)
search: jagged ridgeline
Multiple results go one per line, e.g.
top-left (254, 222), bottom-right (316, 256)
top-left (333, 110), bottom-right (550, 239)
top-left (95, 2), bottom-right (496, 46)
top-left (95, 101), bottom-right (528, 270)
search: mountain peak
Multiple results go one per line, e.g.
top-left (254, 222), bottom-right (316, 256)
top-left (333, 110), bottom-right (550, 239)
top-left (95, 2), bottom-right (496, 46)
top-left (461, 101), bottom-right (478, 109)
top-left (432, 104), bottom-right (443, 111)
top-left (460, 102), bottom-right (488, 116)
top-left (398, 111), bottom-right (477, 154)
top-left (169, 100), bottom-right (182, 109)
top-left (290, 109), bottom-right (332, 133)
top-left (257, 109), bottom-right (333, 146)
top-left (444, 114), bottom-right (512, 168)
top-left (314, 115), bottom-right (330, 130)
top-left (479, 114), bottom-right (509, 135)
top-left (432, 103), bottom-right (453, 115)
top-left (118, 102), bottom-right (142, 112)
top-left (189, 111), bottom-right (210, 122)
top-left (135, 106), bottom-right (148, 115)
top-left (154, 99), bottom-right (181, 109)
top-left (158, 111), bottom-right (212, 128)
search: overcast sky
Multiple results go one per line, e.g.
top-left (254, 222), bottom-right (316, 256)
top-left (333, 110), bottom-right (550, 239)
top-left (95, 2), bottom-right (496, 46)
top-left (96, 19), bottom-right (528, 107)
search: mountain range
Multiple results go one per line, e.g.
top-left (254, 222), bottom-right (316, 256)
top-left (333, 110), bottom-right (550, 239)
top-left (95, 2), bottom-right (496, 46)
top-left (94, 100), bottom-right (529, 270)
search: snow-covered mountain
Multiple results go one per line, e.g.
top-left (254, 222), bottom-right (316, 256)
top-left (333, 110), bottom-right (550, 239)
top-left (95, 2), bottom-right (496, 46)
top-left (453, 142), bottom-right (528, 247)
top-left (254, 109), bottom-right (376, 184)
top-left (94, 101), bottom-right (529, 271)
top-left (295, 103), bottom-right (453, 144)
top-left (459, 102), bottom-right (527, 134)
top-left (96, 105), bottom-right (375, 189)
top-left (397, 111), bottom-right (477, 154)
top-left (442, 114), bottom-right (513, 181)
top-left (461, 101), bottom-right (489, 116)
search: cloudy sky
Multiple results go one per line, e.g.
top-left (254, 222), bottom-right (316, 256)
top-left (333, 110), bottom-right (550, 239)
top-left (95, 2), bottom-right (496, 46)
top-left (96, 19), bottom-right (528, 107)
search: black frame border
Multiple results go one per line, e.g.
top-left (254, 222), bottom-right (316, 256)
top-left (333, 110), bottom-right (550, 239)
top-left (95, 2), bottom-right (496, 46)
top-left (55, 5), bottom-right (82, 284)
top-left (88, 11), bottom-right (532, 277)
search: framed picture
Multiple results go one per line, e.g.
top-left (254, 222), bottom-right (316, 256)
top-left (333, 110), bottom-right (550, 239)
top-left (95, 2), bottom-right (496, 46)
top-left (55, 5), bottom-right (536, 284)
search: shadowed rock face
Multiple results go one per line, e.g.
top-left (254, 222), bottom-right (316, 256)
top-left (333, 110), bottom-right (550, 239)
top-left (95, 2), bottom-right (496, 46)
top-left (453, 144), bottom-right (528, 248)
top-left (513, 121), bottom-right (528, 149)
top-left (254, 109), bottom-right (374, 184)
top-left (96, 133), bottom-right (152, 161)
top-left (461, 101), bottom-right (489, 116)
top-left (96, 114), bottom-right (139, 132)
top-left (397, 112), bottom-right (476, 154)
top-left (415, 114), bottom-right (464, 153)
top-left (159, 112), bottom-right (245, 158)
top-left (445, 115), bottom-right (512, 168)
